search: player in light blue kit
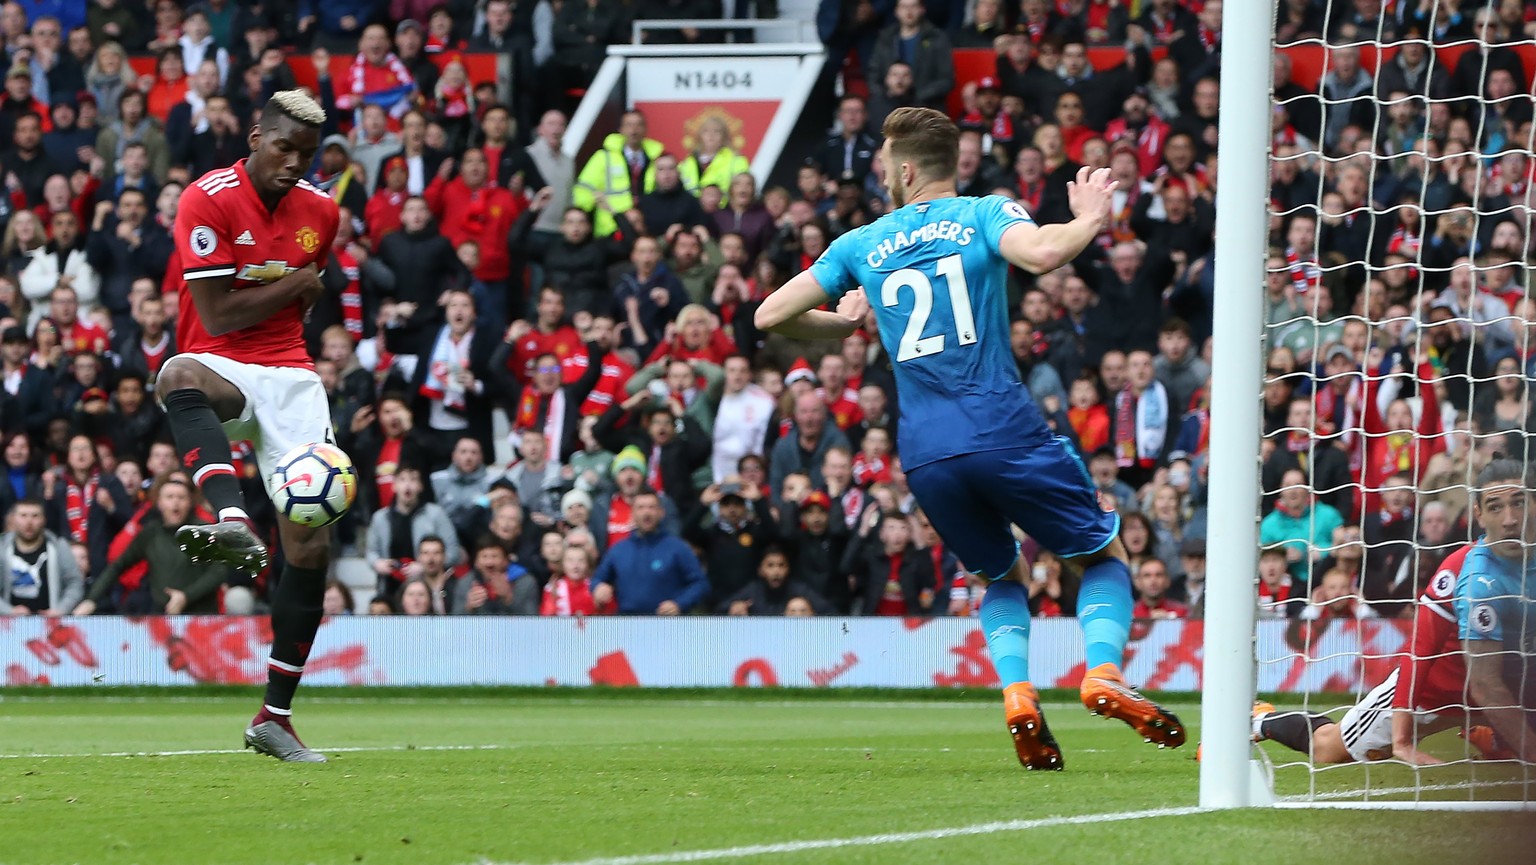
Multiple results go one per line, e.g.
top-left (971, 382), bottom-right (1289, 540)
top-left (1454, 458), bottom-right (1536, 764)
top-left (757, 107), bottom-right (1184, 770)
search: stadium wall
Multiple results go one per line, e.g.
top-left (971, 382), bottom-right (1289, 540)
top-left (4, 617), bottom-right (1407, 692)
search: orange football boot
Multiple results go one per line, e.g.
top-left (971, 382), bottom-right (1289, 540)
top-left (1462, 725), bottom-right (1517, 761)
top-left (1252, 700), bottom-right (1276, 741)
top-left (1004, 682), bottom-right (1064, 770)
top-left (1079, 663), bottom-right (1187, 748)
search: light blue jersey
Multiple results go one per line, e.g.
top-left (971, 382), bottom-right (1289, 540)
top-left (810, 195), bottom-right (1051, 470)
top-left (1456, 541), bottom-right (1536, 652)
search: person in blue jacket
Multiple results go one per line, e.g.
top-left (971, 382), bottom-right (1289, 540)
top-left (592, 489), bottom-right (709, 615)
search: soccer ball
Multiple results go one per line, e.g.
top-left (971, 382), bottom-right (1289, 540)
top-left (267, 442), bottom-right (358, 527)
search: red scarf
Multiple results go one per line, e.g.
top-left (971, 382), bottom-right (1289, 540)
top-left (1313, 382), bottom-right (1358, 453)
top-left (852, 453), bottom-right (892, 486)
top-left (1016, 176), bottom-right (1044, 213)
top-left (1024, 17), bottom-right (1045, 41)
top-left (839, 487), bottom-right (864, 529)
top-left (1379, 431), bottom-right (1415, 476)
top-left (1110, 186), bottom-right (1139, 245)
top-left (64, 472), bottom-right (98, 545)
top-left (648, 444), bottom-right (663, 491)
top-left (337, 248), bottom-right (363, 340)
top-left (436, 83), bottom-right (471, 119)
top-left (1259, 580), bottom-right (1292, 603)
top-left (1387, 225), bottom-right (1420, 261)
top-left (515, 390), bottom-right (548, 432)
top-left (1198, 25), bottom-right (1218, 51)
top-left (515, 388), bottom-right (566, 458)
top-left (1285, 245), bottom-right (1318, 294)
top-left (1113, 385), bottom-right (1138, 468)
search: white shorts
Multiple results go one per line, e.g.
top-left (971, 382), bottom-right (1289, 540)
top-left (1337, 668), bottom-right (1443, 761)
top-left (172, 352), bottom-right (335, 486)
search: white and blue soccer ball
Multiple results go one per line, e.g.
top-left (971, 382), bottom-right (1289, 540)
top-left (267, 442), bottom-right (358, 527)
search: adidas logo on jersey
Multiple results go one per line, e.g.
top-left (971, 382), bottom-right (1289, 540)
top-left (235, 230), bottom-right (256, 246)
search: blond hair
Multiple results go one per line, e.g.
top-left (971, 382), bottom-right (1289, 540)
top-left (266, 90), bottom-right (326, 127)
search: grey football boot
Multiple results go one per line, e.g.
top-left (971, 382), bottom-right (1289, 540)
top-left (244, 720), bottom-right (328, 763)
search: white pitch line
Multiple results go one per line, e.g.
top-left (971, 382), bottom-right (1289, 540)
top-left (1282, 779), bottom-right (1532, 803)
top-left (480, 806), bottom-right (1208, 865)
top-left (0, 743), bottom-right (514, 759)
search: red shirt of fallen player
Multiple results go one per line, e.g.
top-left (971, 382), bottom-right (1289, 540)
top-left (174, 159), bottom-right (339, 368)
top-left (1393, 542), bottom-right (1473, 715)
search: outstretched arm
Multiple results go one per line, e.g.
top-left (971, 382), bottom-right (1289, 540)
top-left (1467, 640), bottom-right (1536, 763)
top-left (1389, 709), bottom-right (1444, 765)
top-left (998, 166), bottom-right (1117, 274)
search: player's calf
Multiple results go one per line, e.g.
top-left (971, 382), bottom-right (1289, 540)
top-left (1253, 704), bottom-right (1347, 762)
top-left (160, 378), bottom-right (268, 569)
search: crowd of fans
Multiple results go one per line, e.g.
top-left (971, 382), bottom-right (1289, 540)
top-left (0, 0), bottom-right (1533, 623)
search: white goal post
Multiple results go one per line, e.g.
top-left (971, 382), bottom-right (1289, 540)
top-left (1198, 0), bottom-right (1271, 811)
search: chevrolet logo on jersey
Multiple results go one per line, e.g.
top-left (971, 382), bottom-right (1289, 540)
top-left (236, 260), bottom-right (298, 282)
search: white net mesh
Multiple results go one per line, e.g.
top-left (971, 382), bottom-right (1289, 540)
top-left (1259, 0), bottom-right (1536, 807)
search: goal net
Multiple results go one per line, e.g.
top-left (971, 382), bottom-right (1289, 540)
top-left (1255, 0), bottom-right (1535, 809)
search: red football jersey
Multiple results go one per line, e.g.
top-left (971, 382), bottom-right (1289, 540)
top-left (1393, 542), bottom-right (1472, 712)
top-left (509, 324), bottom-right (586, 384)
top-left (174, 160), bottom-right (340, 368)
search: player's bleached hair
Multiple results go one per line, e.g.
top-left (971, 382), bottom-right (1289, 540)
top-left (262, 90), bottom-right (326, 128)
top-left (882, 107), bottom-right (959, 183)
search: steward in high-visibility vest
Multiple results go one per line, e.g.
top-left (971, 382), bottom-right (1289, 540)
top-left (678, 146), bottom-right (750, 196)
top-left (573, 113), bottom-right (664, 237)
top-left (676, 116), bottom-right (751, 196)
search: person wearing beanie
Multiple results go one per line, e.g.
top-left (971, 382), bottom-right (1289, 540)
top-left (588, 444), bottom-right (679, 550)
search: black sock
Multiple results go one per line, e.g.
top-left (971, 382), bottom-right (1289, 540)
top-left (163, 388), bottom-right (247, 521)
top-left (262, 563), bottom-right (327, 714)
top-left (1260, 712), bottom-right (1333, 753)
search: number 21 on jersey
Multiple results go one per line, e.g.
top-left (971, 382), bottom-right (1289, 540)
top-left (880, 254), bottom-right (978, 362)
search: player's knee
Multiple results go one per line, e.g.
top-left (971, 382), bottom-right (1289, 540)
top-left (156, 359), bottom-right (206, 397)
top-left (280, 524), bottom-right (331, 570)
top-left (1067, 537), bottom-right (1128, 568)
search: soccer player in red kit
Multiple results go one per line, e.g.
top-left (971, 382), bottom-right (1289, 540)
top-left (1252, 541), bottom-right (1511, 764)
top-left (156, 91), bottom-right (340, 763)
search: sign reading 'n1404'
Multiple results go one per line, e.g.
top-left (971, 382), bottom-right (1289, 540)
top-left (627, 56), bottom-right (799, 101)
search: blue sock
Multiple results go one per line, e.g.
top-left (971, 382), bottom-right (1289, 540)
top-left (980, 580), bottom-right (1032, 687)
top-left (1077, 558), bottom-right (1133, 671)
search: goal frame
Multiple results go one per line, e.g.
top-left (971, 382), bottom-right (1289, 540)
top-left (1200, 5), bottom-right (1536, 813)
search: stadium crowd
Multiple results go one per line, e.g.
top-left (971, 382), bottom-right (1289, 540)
top-left (0, 0), bottom-right (1533, 622)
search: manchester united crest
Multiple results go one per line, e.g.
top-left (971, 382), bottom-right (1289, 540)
top-left (295, 226), bottom-right (320, 254)
top-left (682, 108), bottom-right (746, 153)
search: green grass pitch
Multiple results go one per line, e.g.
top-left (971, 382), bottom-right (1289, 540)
top-left (0, 688), bottom-right (1530, 865)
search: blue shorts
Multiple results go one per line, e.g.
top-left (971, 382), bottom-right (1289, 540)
top-left (905, 437), bottom-right (1120, 579)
